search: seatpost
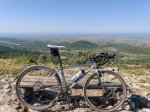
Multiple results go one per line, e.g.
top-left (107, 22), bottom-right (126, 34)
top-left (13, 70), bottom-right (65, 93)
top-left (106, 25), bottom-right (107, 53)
top-left (57, 51), bottom-right (63, 68)
top-left (50, 47), bottom-right (62, 68)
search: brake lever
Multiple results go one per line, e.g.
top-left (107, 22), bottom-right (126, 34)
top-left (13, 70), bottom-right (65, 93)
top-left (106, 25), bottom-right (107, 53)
top-left (111, 54), bottom-right (115, 64)
top-left (107, 58), bottom-right (113, 64)
top-left (111, 60), bottom-right (114, 65)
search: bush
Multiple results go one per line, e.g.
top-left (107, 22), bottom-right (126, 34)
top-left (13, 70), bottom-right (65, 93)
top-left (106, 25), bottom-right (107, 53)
top-left (144, 64), bottom-right (150, 69)
top-left (38, 54), bottom-right (58, 64)
top-left (14, 55), bottom-right (37, 64)
top-left (0, 59), bottom-right (27, 77)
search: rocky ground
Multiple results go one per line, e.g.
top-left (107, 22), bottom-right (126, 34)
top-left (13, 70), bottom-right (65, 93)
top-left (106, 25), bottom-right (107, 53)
top-left (0, 73), bottom-right (150, 112)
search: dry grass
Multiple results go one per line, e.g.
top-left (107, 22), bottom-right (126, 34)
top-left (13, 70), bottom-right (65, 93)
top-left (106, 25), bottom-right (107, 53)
top-left (121, 68), bottom-right (150, 76)
top-left (140, 85), bottom-right (150, 91)
top-left (140, 78), bottom-right (150, 83)
top-left (0, 59), bottom-right (27, 77)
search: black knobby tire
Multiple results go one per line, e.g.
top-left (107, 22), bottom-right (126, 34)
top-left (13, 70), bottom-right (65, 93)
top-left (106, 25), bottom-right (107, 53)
top-left (84, 70), bottom-right (127, 112)
top-left (16, 66), bottom-right (62, 110)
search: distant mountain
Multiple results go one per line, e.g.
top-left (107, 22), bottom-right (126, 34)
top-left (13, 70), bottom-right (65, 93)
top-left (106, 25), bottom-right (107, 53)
top-left (67, 40), bottom-right (97, 49)
top-left (0, 33), bottom-right (150, 40)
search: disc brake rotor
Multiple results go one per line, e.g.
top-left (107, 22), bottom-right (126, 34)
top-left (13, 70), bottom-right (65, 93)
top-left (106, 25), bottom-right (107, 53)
top-left (33, 82), bottom-right (45, 92)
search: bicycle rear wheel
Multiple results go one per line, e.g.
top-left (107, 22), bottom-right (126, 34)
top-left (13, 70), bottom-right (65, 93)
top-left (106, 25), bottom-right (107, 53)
top-left (16, 66), bottom-right (62, 110)
top-left (84, 70), bottom-right (127, 112)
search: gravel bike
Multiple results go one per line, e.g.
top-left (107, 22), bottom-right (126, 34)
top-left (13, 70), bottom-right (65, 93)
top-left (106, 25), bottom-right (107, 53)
top-left (16, 45), bottom-right (127, 112)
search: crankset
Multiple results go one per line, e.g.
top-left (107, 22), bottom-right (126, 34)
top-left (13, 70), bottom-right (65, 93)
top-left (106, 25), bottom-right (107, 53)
top-left (58, 91), bottom-right (72, 103)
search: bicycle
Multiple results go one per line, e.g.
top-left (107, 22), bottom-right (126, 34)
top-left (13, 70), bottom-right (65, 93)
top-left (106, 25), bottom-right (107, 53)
top-left (16, 45), bottom-right (127, 112)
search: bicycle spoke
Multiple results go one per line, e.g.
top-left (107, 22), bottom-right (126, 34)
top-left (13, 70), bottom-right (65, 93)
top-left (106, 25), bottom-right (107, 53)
top-left (16, 66), bottom-right (61, 110)
top-left (24, 91), bottom-right (35, 98)
top-left (41, 71), bottom-right (55, 85)
top-left (84, 71), bottom-right (126, 111)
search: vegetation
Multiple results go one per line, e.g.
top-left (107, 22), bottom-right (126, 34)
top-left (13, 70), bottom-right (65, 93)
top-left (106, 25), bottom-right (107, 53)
top-left (140, 78), bottom-right (150, 83)
top-left (0, 59), bottom-right (27, 77)
top-left (0, 37), bottom-right (149, 76)
top-left (67, 40), bottom-right (98, 50)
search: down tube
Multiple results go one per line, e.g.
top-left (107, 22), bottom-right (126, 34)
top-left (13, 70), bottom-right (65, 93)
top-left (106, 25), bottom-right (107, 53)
top-left (69, 65), bottom-right (95, 88)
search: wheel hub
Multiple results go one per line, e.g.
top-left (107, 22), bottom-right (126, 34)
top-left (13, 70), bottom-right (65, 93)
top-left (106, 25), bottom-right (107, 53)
top-left (33, 82), bottom-right (44, 92)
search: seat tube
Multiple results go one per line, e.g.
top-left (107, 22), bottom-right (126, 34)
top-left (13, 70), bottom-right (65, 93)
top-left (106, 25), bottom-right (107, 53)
top-left (60, 68), bottom-right (67, 89)
top-left (57, 52), bottom-right (68, 89)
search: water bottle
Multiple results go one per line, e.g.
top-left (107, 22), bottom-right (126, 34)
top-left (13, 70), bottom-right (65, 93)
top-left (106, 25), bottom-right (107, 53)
top-left (72, 69), bottom-right (85, 82)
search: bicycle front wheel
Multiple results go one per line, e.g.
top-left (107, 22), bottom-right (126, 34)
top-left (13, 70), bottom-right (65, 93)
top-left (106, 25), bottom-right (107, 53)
top-left (16, 66), bottom-right (62, 110)
top-left (84, 70), bottom-right (127, 112)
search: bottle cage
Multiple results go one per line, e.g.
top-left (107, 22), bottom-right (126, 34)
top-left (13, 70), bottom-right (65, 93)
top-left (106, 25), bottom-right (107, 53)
top-left (50, 48), bottom-right (60, 57)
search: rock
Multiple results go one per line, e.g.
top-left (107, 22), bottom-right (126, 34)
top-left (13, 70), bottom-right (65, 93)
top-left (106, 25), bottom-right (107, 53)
top-left (0, 95), bottom-right (5, 105)
top-left (9, 78), bottom-right (15, 83)
top-left (0, 76), bottom-right (150, 112)
top-left (0, 81), bottom-right (3, 89)
top-left (3, 84), bottom-right (10, 89)
top-left (1, 79), bottom-right (8, 83)
top-left (146, 93), bottom-right (150, 98)
top-left (139, 108), bottom-right (150, 112)
top-left (28, 108), bottom-right (40, 112)
top-left (0, 105), bottom-right (17, 112)
top-left (131, 83), bottom-right (140, 89)
top-left (147, 101), bottom-right (150, 108)
top-left (124, 100), bottom-right (135, 111)
top-left (126, 91), bottom-right (132, 99)
top-left (11, 81), bottom-right (16, 90)
top-left (131, 95), bottom-right (149, 109)
top-left (124, 101), bottom-right (131, 111)
top-left (3, 88), bottom-right (11, 95)
top-left (73, 108), bottom-right (91, 112)
top-left (128, 101), bottom-right (135, 110)
top-left (143, 83), bottom-right (149, 87)
top-left (79, 100), bottom-right (87, 108)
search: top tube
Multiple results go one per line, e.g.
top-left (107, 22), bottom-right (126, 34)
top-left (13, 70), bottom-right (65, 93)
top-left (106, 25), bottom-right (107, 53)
top-left (63, 62), bottom-right (93, 69)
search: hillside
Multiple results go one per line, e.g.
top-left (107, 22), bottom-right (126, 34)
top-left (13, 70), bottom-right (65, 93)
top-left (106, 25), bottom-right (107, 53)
top-left (0, 37), bottom-right (149, 65)
top-left (67, 40), bottom-right (98, 49)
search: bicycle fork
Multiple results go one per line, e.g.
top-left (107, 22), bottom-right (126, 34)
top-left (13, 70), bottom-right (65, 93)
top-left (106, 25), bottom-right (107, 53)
top-left (96, 69), bottom-right (106, 92)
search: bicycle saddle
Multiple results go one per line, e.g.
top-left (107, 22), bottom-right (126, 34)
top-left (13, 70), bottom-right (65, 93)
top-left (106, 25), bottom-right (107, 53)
top-left (47, 45), bottom-right (65, 48)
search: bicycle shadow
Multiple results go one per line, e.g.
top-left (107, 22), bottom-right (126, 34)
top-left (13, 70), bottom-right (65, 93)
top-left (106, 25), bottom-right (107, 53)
top-left (21, 93), bottom-right (150, 112)
top-left (51, 94), bottom-right (150, 112)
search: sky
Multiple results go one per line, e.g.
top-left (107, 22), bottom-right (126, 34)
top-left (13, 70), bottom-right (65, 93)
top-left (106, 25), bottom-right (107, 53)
top-left (0, 0), bottom-right (150, 34)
